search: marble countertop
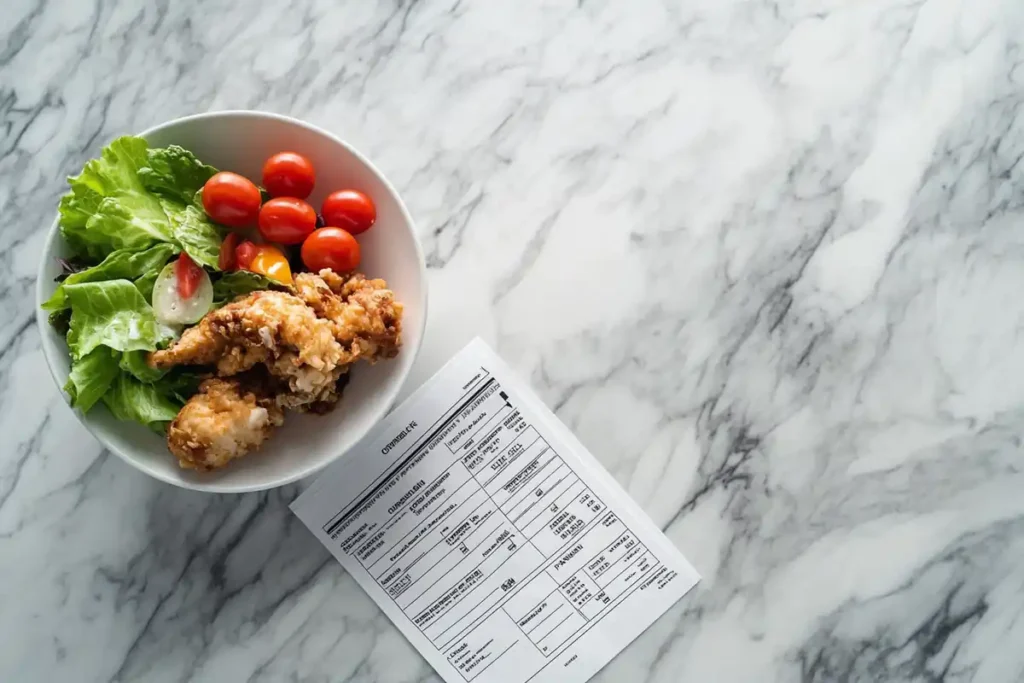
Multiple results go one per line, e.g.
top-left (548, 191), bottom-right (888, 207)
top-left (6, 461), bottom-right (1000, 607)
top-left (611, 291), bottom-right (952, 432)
top-left (3, 0), bottom-right (1023, 681)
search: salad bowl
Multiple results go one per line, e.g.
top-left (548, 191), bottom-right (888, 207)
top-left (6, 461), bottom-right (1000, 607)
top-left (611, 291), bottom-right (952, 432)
top-left (35, 111), bottom-right (427, 493)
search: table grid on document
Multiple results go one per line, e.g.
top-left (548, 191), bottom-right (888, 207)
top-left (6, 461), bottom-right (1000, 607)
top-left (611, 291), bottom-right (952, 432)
top-left (338, 376), bottom-right (664, 680)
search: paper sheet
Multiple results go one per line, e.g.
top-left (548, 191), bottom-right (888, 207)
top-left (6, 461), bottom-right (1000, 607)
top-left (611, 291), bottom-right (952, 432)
top-left (291, 339), bottom-right (700, 683)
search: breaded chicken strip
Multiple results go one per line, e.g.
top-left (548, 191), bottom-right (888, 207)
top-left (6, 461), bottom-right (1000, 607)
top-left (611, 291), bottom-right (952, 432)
top-left (150, 290), bottom-right (344, 371)
top-left (267, 351), bottom-right (347, 410)
top-left (271, 358), bottom-right (350, 412)
top-left (168, 377), bottom-right (284, 471)
top-left (294, 270), bottom-right (403, 362)
top-left (150, 290), bottom-right (349, 409)
top-left (151, 271), bottom-right (405, 471)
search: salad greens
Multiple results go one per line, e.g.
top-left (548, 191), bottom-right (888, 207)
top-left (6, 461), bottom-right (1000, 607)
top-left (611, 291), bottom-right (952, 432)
top-left (161, 202), bottom-right (223, 270)
top-left (137, 145), bottom-right (218, 206)
top-left (63, 281), bottom-right (174, 359)
top-left (64, 347), bottom-right (120, 413)
top-left (133, 268), bottom-right (162, 303)
top-left (119, 350), bottom-right (169, 383)
top-left (103, 373), bottom-right (184, 430)
top-left (211, 270), bottom-right (279, 305)
top-left (43, 243), bottom-right (177, 311)
top-left (48, 136), bottom-right (232, 428)
top-left (58, 137), bottom-right (175, 258)
top-left (58, 138), bottom-right (224, 266)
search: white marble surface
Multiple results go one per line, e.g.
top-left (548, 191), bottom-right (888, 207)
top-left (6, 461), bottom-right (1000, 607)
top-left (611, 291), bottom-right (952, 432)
top-left (3, 0), bottom-right (1024, 680)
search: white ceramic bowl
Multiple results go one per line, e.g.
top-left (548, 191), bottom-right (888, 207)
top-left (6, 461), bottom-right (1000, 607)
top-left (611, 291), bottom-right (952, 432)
top-left (36, 111), bottom-right (427, 493)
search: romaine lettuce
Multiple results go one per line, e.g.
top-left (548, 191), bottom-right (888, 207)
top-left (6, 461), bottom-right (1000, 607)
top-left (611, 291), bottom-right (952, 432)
top-left (102, 373), bottom-right (182, 429)
top-left (138, 145), bottom-right (218, 206)
top-left (59, 137), bottom-right (176, 259)
top-left (212, 270), bottom-right (280, 304)
top-left (161, 201), bottom-right (223, 270)
top-left (63, 347), bottom-right (121, 412)
top-left (58, 136), bottom-right (226, 270)
top-left (64, 280), bottom-right (173, 360)
top-left (133, 269), bottom-right (160, 303)
top-left (43, 243), bottom-right (178, 311)
top-left (48, 137), bottom-right (278, 431)
top-left (139, 145), bottom-right (225, 268)
top-left (119, 350), bottom-right (169, 383)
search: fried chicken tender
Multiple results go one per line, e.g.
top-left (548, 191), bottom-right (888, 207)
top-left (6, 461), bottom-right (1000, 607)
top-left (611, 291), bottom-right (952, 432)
top-left (152, 270), bottom-right (405, 468)
top-left (151, 290), bottom-right (349, 410)
top-left (266, 351), bottom-right (347, 410)
top-left (294, 270), bottom-right (403, 362)
top-left (150, 291), bottom-right (343, 372)
top-left (167, 377), bottom-right (284, 471)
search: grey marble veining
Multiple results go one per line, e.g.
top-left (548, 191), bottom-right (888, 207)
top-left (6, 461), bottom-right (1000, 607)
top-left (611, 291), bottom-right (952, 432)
top-left (3, 0), bottom-right (1024, 681)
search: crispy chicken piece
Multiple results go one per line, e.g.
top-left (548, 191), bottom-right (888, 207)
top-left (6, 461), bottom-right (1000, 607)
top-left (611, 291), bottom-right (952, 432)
top-left (302, 371), bottom-right (351, 415)
top-left (270, 358), bottom-right (350, 412)
top-left (150, 289), bottom-right (352, 410)
top-left (153, 271), bottom-right (405, 469)
top-left (150, 290), bottom-right (345, 373)
top-left (266, 351), bottom-right (347, 410)
top-left (217, 345), bottom-right (272, 376)
top-left (167, 377), bottom-right (284, 471)
top-left (292, 272), bottom-right (350, 328)
top-left (294, 270), bottom-right (403, 363)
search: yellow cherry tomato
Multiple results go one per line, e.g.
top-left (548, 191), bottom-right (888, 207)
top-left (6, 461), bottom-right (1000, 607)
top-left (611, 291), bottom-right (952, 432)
top-left (249, 245), bottom-right (293, 285)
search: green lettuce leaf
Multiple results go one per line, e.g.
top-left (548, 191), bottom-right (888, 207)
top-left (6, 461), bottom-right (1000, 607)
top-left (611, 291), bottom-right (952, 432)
top-left (102, 373), bottom-right (182, 429)
top-left (133, 269), bottom-right (160, 303)
top-left (63, 347), bottom-right (120, 412)
top-left (43, 244), bottom-right (178, 311)
top-left (119, 350), bottom-right (168, 383)
top-left (84, 196), bottom-right (174, 251)
top-left (57, 138), bottom-right (144, 235)
top-left (64, 281), bottom-right (173, 360)
top-left (212, 270), bottom-right (279, 304)
top-left (161, 201), bottom-right (224, 270)
top-left (48, 308), bottom-right (72, 335)
top-left (49, 139), bottom-right (229, 429)
top-left (65, 348), bottom-right (198, 422)
top-left (138, 145), bottom-right (218, 206)
top-left (58, 137), bottom-right (174, 259)
top-left (57, 192), bottom-right (102, 251)
top-left (139, 145), bottom-right (224, 269)
top-left (159, 371), bottom-right (203, 403)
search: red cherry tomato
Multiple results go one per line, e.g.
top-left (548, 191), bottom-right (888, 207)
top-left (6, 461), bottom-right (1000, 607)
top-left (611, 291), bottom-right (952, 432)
top-left (258, 197), bottom-right (317, 244)
top-left (235, 240), bottom-right (259, 270)
top-left (174, 252), bottom-right (204, 299)
top-left (301, 227), bottom-right (361, 272)
top-left (201, 172), bottom-right (262, 228)
top-left (321, 190), bottom-right (376, 235)
top-left (262, 152), bottom-right (316, 199)
top-left (218, 232), bottom-right (240, 271)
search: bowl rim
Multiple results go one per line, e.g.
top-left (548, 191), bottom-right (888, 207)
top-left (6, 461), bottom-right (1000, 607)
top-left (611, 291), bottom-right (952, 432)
top-left (34, 109), bottom-right (428, 493)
